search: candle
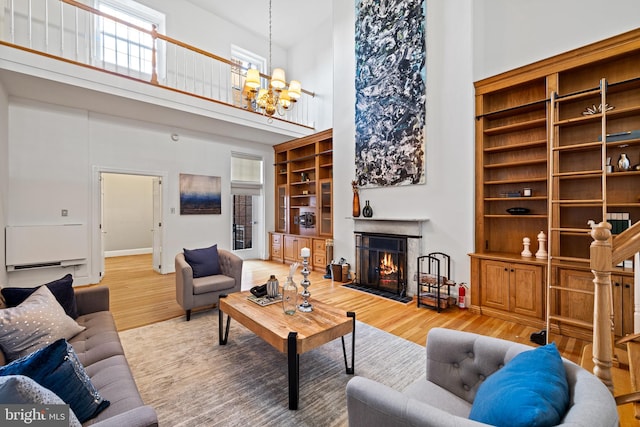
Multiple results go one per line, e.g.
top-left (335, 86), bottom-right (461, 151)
top-left (301, 247), bottom-right (311, 258)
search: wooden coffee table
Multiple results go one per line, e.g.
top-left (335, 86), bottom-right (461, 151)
top-left (218, 291), bottom-right (355, 410)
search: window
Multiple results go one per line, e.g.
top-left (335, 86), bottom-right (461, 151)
top-left (231, 154), bottom-right (264, 188)
top-left (230, 45), bottom-right (266, 108)
top-left (94, 0), bottom-right (165, 78)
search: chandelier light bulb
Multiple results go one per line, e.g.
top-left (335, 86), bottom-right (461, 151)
top-left (245, 68), bottom-right (261, 89)
top-left (279, 90), bottom-right (291, 109)
top-left (288, 80), bottom-right (302, 100)
top-left (271, 68), bottom-right (286, 90)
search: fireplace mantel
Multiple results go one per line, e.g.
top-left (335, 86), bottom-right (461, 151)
top-left (351, 217), bottom-right (429, 238)
top-left (350, 217), bottom-right (429, 222)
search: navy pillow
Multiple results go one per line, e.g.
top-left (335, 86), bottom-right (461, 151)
top-left (0, 338), bottom-right (110, 423)
top-left (1, 274), bottom-right (78, 319)
top-left (183, 244), bottom-right (221, 278)
top-left (469, 343), bottom-right (569, 427)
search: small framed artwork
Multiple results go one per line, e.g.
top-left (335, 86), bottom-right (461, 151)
top-left (179, 173), bottom-right (221, 215)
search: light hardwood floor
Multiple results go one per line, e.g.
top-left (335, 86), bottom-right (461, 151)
top-left (101, 254), bottom-right (585, 361)
top-left (100, 254), bottom-right (637, 425)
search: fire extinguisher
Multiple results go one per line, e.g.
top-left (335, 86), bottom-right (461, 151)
top-left (458, 283), bottom-right (467, 309)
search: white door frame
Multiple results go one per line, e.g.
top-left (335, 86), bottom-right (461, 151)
top-left (91, 166), bottom-right (169, 282)
top-left (230, 192), bottom-right (264, 260)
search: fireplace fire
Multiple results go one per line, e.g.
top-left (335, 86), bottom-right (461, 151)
top-left (354, 232), bottom-right (407, 296)
top-left (379, 252), bottom-right (398, 276)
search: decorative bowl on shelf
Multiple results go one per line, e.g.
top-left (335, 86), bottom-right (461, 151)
top-left (506, 207), bottom-right (530, 215)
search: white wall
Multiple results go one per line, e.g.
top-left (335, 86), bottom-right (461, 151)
top-left (473, 0), bottom-right (640, 81)
top-left (0, 82), bottom-right (8, 286)
top-left (102, 173), bottom-right (153, 254)
top-left (332, 0), bottom-right (475, 286)
top-left (288, 12), bottom-right (334, 132)
top-left (6, 99), bottom-right (274, 285)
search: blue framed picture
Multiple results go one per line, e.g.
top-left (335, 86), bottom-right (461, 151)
top-left (179, 173), bottom-right (221, 215)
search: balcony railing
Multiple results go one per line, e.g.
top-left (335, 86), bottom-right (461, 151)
top-left (1, 0), bottom-right (316, 129)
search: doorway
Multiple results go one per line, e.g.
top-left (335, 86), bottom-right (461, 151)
top-left (232, 194), bottom-right (262, 259)
top-left (230, 152), bottom-right (264, 260)
top-left (93, 167), bottom-right (167, 282)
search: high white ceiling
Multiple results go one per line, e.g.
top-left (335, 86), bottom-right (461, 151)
top-left (185, 1), bottom-right (332, 48)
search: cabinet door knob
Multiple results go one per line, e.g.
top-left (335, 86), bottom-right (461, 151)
top-left (615, 282), bottom-right (621, 287)
top-left (625, 284), bottom-right (630, 289)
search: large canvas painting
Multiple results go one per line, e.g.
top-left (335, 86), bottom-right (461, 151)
top-left (355, 0), bottom-right (426, 187)
top-left (180, 174), bottom-right (221, 215)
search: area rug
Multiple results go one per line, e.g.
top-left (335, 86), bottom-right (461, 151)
top-left (119, 310), bottom-right (425, 426)
top-left (343, 283), bottom-right (413, 304)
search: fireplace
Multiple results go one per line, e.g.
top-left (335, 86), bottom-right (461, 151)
top-left (352, 218), bottom-right (427, 296)
top-left (355, 232), bottom-right (408, 296)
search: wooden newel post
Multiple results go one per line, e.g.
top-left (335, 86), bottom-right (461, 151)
top-left (589, 220), bottom-right (614, 393)
top-left (150, 24), bottom-right (159, 85)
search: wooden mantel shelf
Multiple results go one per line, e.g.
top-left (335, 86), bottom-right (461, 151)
top-left (351, 217), bottom-right (429, 238)
top-left (349, 217), bottom-right (430, 222)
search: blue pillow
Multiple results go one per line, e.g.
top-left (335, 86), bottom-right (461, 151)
top-left (0, 339), bottom-right (110, 423)
top-left (1, 274), bottom-right (78, 319)
top-left (469, 343), bottom-right (569, 427)
top-left (183, 244), bottom-right (221, 278)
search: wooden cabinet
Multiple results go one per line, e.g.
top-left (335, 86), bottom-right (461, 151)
top-left (478, 257), bottom-right (544, 323)
top-left (270, 232), bottom-right (283, 263)
top-left (552, 268), bottom-right (635, 340)
top-left (319, 179), bottom-right (332, 236)
top-left (271, 129), bottom-right (332, 272)
top-left (269, 234), bottom-right (328, 272)
top-left (283, 235), bottom-right (310, 263)
top-left (613, 275), bottom-right (635, 338)
top-left (276, 185), bottom-right (287, 233)
top-left (553, 268), bottom-right (595, 340)
top-left (312, 238), bottom-right (327, 271)
top-left (472, 29), bottom-right (640, 335)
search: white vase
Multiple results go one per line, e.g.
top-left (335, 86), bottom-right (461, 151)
top-left (618, 153), bottom-right (631, 171)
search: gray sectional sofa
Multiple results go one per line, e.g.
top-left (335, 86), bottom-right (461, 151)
top-left (1, 286), bottom-right (158, 427)
top-left (346, 327), bottom-right (618, 427)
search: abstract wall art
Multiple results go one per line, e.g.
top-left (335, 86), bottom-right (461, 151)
top-left (179, 173), bottom-right (221, 215)
top-left (355, 0), bottom-right (426, 187)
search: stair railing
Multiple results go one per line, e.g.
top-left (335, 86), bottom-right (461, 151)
top-left (590, 220), bottom-right (640, 392)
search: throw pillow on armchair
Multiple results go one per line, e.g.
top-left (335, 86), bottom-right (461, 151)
top-left (183, 244), bottom-right (221, 278)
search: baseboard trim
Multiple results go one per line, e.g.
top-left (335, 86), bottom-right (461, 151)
top-left (105, 248), bottom-right (153, 258)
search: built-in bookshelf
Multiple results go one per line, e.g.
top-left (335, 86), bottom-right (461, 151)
top-left (270, 129), bottom-right (333, 271)
top-left (471, 29), bottom-right (640, 339)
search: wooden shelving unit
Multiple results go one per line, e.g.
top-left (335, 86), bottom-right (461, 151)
top-left (270, 129), bottom-right (333, 271)
top-left (471, 29), bottom-right (640, 338)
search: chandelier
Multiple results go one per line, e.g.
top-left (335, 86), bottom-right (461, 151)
top-left (244, 0), bottom-right (301, 117)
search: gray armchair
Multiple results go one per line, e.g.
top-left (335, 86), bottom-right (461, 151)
top-left (175, 249), bottom-right (243, 321)
top-left (346, 328), bottom-right (618, 427)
